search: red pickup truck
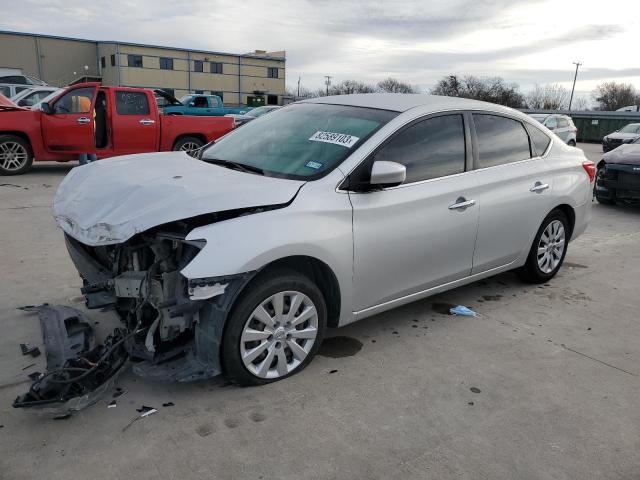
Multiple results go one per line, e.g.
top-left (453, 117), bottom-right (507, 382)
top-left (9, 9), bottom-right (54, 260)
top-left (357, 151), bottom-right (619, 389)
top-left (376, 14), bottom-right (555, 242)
top-left (0, 83), bottom-right (235, 175)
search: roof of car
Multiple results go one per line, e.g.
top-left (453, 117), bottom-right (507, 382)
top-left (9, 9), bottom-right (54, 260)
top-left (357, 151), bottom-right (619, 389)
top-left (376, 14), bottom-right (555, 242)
top-left (300, 93), bottom-right (520, 115)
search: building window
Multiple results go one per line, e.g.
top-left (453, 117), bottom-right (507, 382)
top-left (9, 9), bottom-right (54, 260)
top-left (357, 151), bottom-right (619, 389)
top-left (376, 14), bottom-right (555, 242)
top-left (159, 57), bottom-right (173, 70)
top-left (211, 91), bottom-right (223, 101)
top-left (210, 62), bottom-right (223, 74)
top-left (194, 60), bottom-right (204, 72)
top-left (110, 54), bottom-right (116, 66)
top-left (267, 67), bottom-right (279, 78)
top-left (127, 54), bottom-right (143, 68)
top-left (100, 56), bottom-right (106, 69)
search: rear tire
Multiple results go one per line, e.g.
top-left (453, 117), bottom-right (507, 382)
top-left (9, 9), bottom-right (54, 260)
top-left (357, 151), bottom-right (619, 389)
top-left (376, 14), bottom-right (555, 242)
top-left (222, 269), bottom-right (327, 386)
top-left (517, 210), bottom-right (570, 284)
top-left (173, 136), bottom-right (204, 157)
top-left (0, 134), bottom-right (33, 175)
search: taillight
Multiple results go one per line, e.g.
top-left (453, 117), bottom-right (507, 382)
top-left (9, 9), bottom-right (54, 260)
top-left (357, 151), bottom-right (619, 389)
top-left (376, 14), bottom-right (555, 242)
top-left (582, 160), bottom-right (596, 182)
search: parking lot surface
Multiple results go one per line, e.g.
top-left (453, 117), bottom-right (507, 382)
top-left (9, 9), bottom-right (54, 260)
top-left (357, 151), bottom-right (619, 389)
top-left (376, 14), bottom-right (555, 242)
top-left (1, 143), bottom-right (638, 480)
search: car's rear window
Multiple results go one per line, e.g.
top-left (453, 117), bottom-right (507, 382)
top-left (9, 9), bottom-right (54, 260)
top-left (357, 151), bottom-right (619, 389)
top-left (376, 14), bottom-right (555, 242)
top-left (201, 103), bottom-right (397, 180)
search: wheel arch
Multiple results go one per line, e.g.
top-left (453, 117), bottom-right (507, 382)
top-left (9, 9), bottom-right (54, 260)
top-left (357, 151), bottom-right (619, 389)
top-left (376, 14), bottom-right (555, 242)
top-left (172, 133), bottom-right (206, 150)
top-left (0, 131), bottom-right (34, 151)
top-left (249, 255), bottom-right (342, 328)
top-left (550, 203), bottom-right (576, 240)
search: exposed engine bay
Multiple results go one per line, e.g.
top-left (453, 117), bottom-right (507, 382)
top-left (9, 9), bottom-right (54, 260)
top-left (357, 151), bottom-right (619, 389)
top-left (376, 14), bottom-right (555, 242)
top-left (13, 214), bottom-right (260, 413)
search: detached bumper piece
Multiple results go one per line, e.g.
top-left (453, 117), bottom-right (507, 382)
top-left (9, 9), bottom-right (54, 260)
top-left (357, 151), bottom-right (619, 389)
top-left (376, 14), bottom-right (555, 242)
top-left (13, 305), bottom-right (129, 416)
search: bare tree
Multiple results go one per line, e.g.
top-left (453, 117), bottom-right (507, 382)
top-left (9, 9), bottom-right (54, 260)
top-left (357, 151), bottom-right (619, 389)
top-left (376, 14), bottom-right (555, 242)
top-left (592, 82), bottom-right (637, 110)
top-left (376, 77), bottom-right (417, 94)
top-left (431, 75), bottom-right (524, 108)
top-left (328, 80), bottom-right (376, 95)
top-left (526, 84), bottom-right (569, 110)
top-left (572, 96), bottom-right (590, 111)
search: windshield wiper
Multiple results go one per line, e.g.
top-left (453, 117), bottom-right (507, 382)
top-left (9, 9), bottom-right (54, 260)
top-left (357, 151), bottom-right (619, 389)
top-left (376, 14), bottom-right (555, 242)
top-left (203, 158), bottom-right (264, 175)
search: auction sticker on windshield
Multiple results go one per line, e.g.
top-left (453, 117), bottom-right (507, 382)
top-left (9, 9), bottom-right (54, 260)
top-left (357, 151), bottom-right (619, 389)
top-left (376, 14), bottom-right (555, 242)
top-left (309, 131), bottom-right (360, 148)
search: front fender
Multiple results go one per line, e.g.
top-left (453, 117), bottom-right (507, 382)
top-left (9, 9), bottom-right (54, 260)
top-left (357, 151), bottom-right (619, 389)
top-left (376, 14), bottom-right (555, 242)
top-left (181, 189), bottom-right (354, 324)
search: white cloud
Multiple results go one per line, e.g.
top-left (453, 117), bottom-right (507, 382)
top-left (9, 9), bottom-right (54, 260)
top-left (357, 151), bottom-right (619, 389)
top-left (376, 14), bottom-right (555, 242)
top-left (2, 0), bottom-right (639, 93)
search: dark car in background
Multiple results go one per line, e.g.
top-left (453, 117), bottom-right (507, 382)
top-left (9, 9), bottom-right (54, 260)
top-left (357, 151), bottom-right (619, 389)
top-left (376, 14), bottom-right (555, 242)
top-left (602, 123), bottom-right (640, 152)
top-left (595, 137), bottom-right (640, 205)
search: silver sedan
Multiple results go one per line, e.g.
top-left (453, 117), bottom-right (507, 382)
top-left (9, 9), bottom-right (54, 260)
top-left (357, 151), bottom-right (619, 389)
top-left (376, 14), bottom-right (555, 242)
top-left (54, 94), bottom-right (594, 387)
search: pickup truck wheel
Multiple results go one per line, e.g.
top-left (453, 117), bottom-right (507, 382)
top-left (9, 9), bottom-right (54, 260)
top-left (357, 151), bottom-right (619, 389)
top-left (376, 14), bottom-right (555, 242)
top-left (222, 269), bottom-right (327, 386)
top-left (173, 136), bottom-right (204, 157)
top-left (0, 135), bottom-right (33, 175)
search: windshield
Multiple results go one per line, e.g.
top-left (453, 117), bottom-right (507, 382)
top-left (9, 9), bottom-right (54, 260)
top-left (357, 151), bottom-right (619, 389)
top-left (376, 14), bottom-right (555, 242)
top-left (619, 124), bottom-right (640, 134)
top-left (178, 95), bottom-right (192, 105)
top-left (202, 103), bottom-right (397, 180)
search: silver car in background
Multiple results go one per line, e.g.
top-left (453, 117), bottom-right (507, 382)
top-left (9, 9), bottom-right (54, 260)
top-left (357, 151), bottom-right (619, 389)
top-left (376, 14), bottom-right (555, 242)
top-left (53, 94), bottom-right (594, 387)
top-left (529, 113), bottom-right (578, 146)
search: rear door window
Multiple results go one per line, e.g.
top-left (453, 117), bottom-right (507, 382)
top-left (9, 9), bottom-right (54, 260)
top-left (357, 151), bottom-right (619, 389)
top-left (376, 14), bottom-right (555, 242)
top-left (115, 91), bottom-right (150, 115)
top-left (473, 114), bottom-right (532, 168)
top-left (557, 118), bottom-right (569, 128)
top-left (373, 114), bottom-right (466, 183)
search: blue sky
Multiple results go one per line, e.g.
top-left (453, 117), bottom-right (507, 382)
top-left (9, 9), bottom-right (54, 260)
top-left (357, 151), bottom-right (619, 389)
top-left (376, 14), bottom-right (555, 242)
top-left (3, 0), bottom-right (639, 100)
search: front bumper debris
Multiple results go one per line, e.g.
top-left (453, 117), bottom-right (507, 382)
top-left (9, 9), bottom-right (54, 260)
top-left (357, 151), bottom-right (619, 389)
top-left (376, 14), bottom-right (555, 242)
top-left (13, 305), bottom-right (129, 416)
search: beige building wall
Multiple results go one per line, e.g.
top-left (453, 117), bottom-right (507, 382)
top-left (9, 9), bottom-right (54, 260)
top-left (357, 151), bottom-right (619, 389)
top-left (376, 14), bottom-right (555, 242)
top-left (0, 32), bottom-right (286, 106)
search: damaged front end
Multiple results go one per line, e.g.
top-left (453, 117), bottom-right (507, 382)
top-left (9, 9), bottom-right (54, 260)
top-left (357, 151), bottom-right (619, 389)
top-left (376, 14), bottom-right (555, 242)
top-left (68, 224), bottom-right (253, 382)
top-left (14, 219), bottom-right (255, 413)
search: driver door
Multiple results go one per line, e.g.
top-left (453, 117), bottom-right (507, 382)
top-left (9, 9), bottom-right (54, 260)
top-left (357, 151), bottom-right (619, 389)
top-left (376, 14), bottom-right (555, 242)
top-left (348, 113), bottom-right (479, 311)
top-left (42, 85), bottom-right (98, 153)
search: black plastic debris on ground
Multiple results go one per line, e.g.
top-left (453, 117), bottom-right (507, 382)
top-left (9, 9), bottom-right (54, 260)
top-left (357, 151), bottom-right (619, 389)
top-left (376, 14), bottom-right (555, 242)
top-left (20, 343), bottom-right (41, 358)
top-left (27, 372), bottom-right (43, 381)
top-left (113, 388), bottom-right (127, 398)
top-left (162, 402), bottom-right (175, 407)
top-left (136, 405), bottom-right (156, 413)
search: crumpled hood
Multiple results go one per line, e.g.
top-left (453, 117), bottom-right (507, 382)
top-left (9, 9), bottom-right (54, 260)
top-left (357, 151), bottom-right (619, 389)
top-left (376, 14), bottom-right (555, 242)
top-left (53, 152), bottom-right (305, 246)
top-left (603, 144), bottom-right (640, 165)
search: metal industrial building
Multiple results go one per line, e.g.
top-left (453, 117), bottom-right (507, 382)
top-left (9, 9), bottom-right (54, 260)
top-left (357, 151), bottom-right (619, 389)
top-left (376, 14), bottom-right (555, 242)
top-left (0, 31), bottom-right (286, 106)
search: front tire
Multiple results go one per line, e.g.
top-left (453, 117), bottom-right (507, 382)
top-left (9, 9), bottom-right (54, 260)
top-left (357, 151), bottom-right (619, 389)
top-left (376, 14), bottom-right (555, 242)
top-left (222, 269), bottom-right (327, 386)
top-left (517, 210), bottom-right (569, 283)
top-left (0, 134), bottom-right (33, 175)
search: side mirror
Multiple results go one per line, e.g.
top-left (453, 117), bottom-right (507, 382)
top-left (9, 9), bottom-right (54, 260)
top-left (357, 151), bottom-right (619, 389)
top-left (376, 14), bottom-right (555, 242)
top-left (189, 102), bottom-right (195, 107)
top-left (40, 102), bottom-right (52, 114)
top-left (370, 161), bottom-right (406, 187)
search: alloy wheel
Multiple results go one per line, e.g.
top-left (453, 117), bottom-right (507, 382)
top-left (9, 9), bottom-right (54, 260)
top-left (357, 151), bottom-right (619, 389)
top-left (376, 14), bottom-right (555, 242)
top-left (536, 219), bottom-right (566, 273)
top-left (179, 142), bottom-right (200, 153)
top-left (0, 141), bottom-right (28, 171)
top-left (240, 290), bottom-right (319, 379)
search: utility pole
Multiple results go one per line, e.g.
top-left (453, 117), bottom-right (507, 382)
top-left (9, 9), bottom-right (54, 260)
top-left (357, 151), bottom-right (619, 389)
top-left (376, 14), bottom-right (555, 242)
top-left (568, 62), bottom-right (582, 111)
top-left (324, 75), bottom-right (332, 96)
top-left (297, 76), bottom-right (301, 98)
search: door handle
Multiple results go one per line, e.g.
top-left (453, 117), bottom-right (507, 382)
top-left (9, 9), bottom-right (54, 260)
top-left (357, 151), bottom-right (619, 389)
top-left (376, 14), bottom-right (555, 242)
top-left (77, 117), bottom-right (90, 124)
top-left (139, 119), bottom-right (155, 125)
top-left (448, 198), bottom-right (476, 210)
top-left (530, 182), bottom-right (549, 193)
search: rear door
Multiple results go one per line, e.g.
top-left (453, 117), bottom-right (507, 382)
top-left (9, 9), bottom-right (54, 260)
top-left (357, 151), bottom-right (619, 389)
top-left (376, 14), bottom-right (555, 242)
top-left (41, 85), bottom-right (98, 153)
top-left (349, 113), bottom-right (479, 311)
top-left (470, 113), bottom-right (554, 273)
top-left (110, 90), bottom-right (159, 154)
